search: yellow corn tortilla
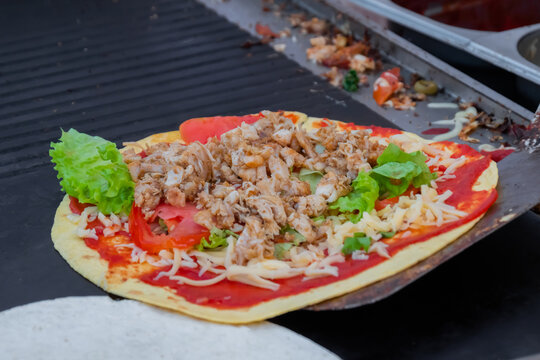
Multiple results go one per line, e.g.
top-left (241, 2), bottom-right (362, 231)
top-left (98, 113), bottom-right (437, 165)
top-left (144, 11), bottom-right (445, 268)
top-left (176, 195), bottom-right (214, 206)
top-left (51, 112), bottom-right (498, 324)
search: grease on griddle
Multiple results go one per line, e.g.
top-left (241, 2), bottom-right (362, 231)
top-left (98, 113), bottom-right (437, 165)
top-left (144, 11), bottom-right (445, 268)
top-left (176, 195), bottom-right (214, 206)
top-left (422, 128), bottom-right (450, 135)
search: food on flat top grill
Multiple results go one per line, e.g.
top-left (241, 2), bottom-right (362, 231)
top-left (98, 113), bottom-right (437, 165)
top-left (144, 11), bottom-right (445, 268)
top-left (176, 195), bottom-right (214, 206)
top-left (50, 111), bottom-right (498, 323)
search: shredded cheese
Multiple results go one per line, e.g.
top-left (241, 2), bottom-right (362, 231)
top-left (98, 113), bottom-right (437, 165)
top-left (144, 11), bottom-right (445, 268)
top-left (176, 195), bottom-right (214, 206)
top-left (75, 207), bottom-right (98, 240)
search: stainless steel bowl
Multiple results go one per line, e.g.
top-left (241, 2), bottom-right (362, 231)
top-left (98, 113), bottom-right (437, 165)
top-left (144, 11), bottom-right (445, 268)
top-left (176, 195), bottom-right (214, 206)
top-left (518, 29), bottom-right (540, 67)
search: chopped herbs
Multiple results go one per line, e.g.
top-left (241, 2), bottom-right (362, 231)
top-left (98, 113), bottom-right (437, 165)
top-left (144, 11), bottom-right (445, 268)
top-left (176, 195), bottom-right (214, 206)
top-left (196, 227), bottom-right (238, 251)
top-left (343, 70), bottom-right (359, 92)
top-left (274, 243), bottom-right (293, 260)
top-left (342, 233), bottom-right (371, 255)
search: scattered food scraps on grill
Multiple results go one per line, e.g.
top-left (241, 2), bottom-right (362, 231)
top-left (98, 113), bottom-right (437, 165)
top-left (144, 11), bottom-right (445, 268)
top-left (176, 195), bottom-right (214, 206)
top-left (255, 23), bottom-right (281, 43)
top-left (297, 17), bottom-right (328, 35)
top-left (429, 106), bottom-right (478, 142)
top-left (273, 43), bottom-right (286, 53)
top-left (252, 0), bottom-right (528, 149)
top-left (373, 68), bottom-right (403, 105)
top-left (322, 67), bottom-right (344, 87)
top-left (414, 80), bottom-right (439, 96)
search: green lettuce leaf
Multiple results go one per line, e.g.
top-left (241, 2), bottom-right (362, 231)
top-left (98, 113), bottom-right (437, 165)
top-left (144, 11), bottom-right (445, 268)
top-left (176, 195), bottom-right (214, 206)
top-left (380, 231), bottom-right (396, 238)
top-left (329, 172), bottom-right (379, 223)
top-left (298, 168), bottom-right (324, 194)
top-left (196, 227), bottom-right (238, 251)
top-left (50, 129), bottom-right (134, 215)
top-left (311, 215), bottom-right (325, 224)
top-left (372, 161), bottom-right (421, 179)
top-left (274, 243), bottom-right (293, 260)
top-left (280, 225), bottom-right (306, 245)
top-left (372, 143), bottom-right (437, 198)
top-left (342, 232), bottom-right (371, 255)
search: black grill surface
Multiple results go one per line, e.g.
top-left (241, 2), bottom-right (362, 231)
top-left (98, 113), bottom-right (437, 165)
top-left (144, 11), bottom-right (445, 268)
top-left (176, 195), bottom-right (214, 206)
top-left (0, 0), bottom-right (390, 180)
top-left (0, 0), bottom-right (387, 302)
top-left (1, 1), bottom-right (540, 359)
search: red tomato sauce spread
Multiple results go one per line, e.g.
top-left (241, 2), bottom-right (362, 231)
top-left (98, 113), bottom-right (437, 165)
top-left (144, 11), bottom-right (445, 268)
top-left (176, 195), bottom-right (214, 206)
top-left (72, 121), bottom-right (497, 309)
top-left (70, 196), bottom-right (132, 266)
top-left (83, 235), bottom-right (132, 267)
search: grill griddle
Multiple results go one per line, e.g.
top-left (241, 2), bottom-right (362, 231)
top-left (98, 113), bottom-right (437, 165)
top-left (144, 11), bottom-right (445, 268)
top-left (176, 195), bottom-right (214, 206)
top-left (1, 1), bottom-right (540, 359)
top-left (0, 0), bottom-right (388, 309)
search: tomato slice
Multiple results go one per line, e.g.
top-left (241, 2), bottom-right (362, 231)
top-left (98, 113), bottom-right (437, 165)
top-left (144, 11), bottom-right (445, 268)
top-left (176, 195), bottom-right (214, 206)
top-left (179, 115), bottom-right (261, 144)
top-left (374, 197), bottom-right (399, 211)
top-left (151, 202), bottom-right (200, 221)
top-left (129, 203), bottom-right (209, 254)
top-left (69, 195), bottom-right (94, 215)
top-left (373, 67), bottom-right (401, 106)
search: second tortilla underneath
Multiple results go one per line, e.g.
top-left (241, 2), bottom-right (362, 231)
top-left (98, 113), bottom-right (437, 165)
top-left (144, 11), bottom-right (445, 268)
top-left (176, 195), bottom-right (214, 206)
top-left (0, 296), bottom-right (339, 360)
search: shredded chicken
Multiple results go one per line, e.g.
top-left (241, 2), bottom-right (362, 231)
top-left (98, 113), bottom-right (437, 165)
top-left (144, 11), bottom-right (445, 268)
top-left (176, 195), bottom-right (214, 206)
top-left (123, 111), bottom-right (383, 265)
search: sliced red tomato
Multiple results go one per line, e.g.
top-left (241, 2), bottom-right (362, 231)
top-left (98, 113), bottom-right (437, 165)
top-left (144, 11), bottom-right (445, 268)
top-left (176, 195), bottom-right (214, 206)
top-left (129, 203), bottom-right (209, 254)
top-left (374, 197), bottom-right (399, 211)
top-left (69, 196), bottom-right (94, 215)
top-left (179, 115), bottom-right (261, 144)
top-left (373, 67), bottom-right (402, 106)
top-left (151, 202), bottom-right (200, 221)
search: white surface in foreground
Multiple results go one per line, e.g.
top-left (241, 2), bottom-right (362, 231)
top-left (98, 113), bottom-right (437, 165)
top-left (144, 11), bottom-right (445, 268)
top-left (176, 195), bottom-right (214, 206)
top-left (0, 296), bottom-right (340, 360)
